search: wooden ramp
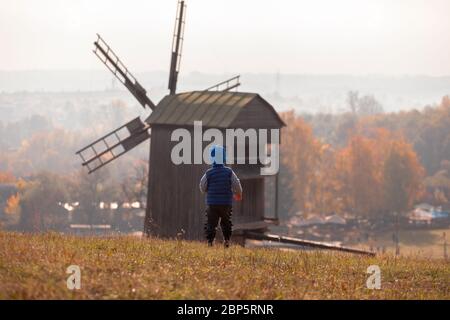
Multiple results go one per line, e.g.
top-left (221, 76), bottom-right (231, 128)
top-left (244, 232), bottom-right (375, 256)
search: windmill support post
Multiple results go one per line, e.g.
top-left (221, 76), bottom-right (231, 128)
top-left (274, 172), bottom-right (279, 222)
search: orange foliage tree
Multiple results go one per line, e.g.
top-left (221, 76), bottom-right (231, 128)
top-left (280, 111), bottom-right (322, 215)
top-left (331, 129), bottom-right (424, 217)
top-left (309, 144), bottom-right (346, 215)
top-left (336, 135), bottom-right (383, 217)
top-left (279, 110), bottom-right (425, 218)
top-left (383, 138), bottom-right (425, 214)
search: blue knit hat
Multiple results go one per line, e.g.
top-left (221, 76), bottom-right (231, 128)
top-left (210, 145), bottom-right (226, 165)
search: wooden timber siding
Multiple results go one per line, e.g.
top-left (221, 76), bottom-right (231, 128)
top-left (145, 125), bottom-right (207, 240)
top-left (233, 178), bottom-right (265, 223)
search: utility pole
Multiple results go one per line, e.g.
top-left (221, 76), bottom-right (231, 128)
top-left (393, 211), bottom-right (400, 256)
top-left (444, 232), bottom-right (448, 260)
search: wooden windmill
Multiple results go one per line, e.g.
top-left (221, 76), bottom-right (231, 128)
top-left (76, 0), bottom-right (286, 243)
top-left (75, 1), bottom-right (378, 256)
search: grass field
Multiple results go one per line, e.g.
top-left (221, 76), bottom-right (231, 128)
top-left (0, 232), bottom-right (448, 299)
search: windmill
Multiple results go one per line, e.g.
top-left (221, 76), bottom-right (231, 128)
top-left (76, 0), bottom-right (262, 240)
top-left (74, 1), bottom-right (377, 255)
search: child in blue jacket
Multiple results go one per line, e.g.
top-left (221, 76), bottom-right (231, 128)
top-left (199, 145), bottom-right (242, 247)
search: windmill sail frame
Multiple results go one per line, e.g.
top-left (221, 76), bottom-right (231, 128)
top-left (205, 75), bottom-right (241, 92)
top-left (168, 0), bottom-right (187, 95)
top-left (76, 117), bottom-right (151, 174)
top-left (93, 34), bottom-right (156, 110)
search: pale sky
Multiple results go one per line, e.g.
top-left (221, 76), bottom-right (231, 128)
top-left (1, 0), bottom-right (450, 75)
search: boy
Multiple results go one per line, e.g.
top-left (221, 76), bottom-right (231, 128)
top-left (199, 145), bottom-right (242, 247)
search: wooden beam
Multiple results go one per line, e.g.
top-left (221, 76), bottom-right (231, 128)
top-left (244, 232), bottom-right (376, 256)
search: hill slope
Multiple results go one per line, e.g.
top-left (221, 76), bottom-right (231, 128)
top-left (0, 232), bottom-right (448, 299)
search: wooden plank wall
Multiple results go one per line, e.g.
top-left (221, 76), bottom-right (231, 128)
top-left (146, 125), bottom-right (208, 240)
top-left (233, 178), bottom-right (265, 224)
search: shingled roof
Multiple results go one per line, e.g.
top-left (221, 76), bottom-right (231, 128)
top-left (145, 90), bottom-right (284, 128)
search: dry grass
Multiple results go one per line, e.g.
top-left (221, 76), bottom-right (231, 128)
top-left (0, 232), bottom-right (448, 299)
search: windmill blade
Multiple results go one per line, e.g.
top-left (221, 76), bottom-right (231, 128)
top-left (205, 75), bottom-right (241, 92)
top-left (168, 0), bottom-right (187, 95)
top-left (93, 34), bottom-right (156, 110)
top-left (76, 117), bottom-right (151, 174)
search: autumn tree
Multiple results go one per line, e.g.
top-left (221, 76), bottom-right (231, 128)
top-left (337, 135), bottom-right (383, 217)
top-left (17, 172), bottom-right (71, 231)
top-left (280, 111), bottom-right (322, 216)
top-left (357, 95), bottom-right (450, 176)
top-left (383, 138), bottom-right (425, 215)
top-left (346, 91), bottom-right (384, 116)
top-left (309, 144), bottom-right (346, 215)
top-left (0, 171), bottom-right (19, 228)
top-left (71, 168), bottom-right (121, 225)
top-left (120, 159), bottom-right (148, 205)
top-left (424, 160), bottom-right (450, 206)
top-left (4, 129), bottom-right (84, 176)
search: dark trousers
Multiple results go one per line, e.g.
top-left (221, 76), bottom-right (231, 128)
top-left (204, 205), bottom-right (233, 242)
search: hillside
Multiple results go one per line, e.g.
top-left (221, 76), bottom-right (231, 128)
top-left (0, 232), bottom-right (448, 299)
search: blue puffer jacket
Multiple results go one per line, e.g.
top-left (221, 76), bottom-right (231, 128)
top-left (205, 164), bottom-right (233, 205)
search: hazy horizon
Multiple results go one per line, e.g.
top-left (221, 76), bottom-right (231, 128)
top-left (1, 0), bottom-right (450, 76)
top-left (2, 69), bottom-right (450, 77)
top-left (2, 70), bottom-right (449, 114)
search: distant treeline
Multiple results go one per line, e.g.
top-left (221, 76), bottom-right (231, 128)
top-left (277, 95), bottom-right (450, 218)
